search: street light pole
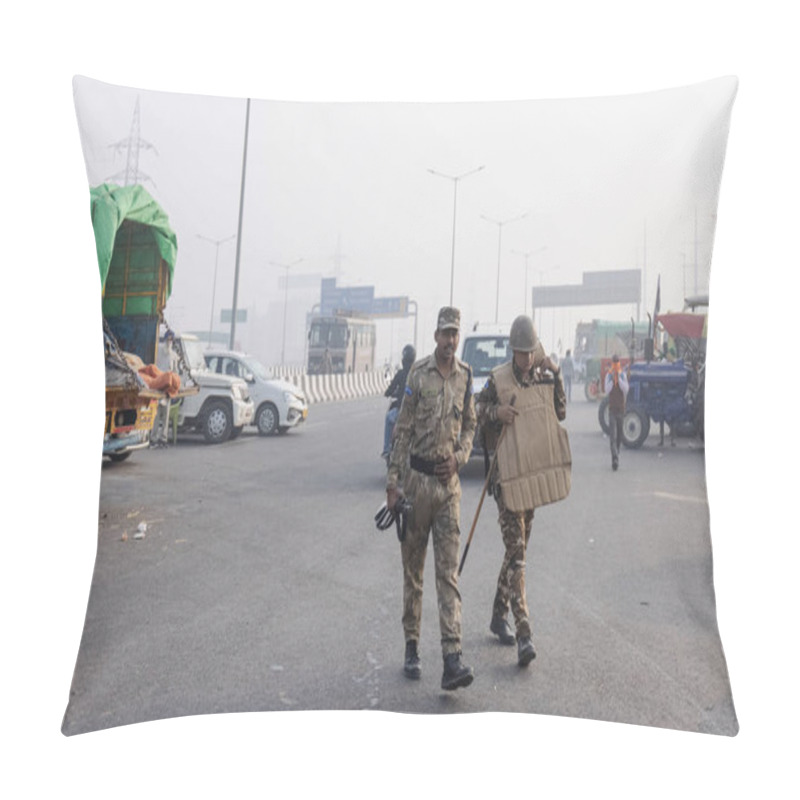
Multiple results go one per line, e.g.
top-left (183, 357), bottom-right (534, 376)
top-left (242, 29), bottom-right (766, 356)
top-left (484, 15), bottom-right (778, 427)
top-left (428, 165), bottom-right (484, 305)
top-left (197, 233), bottom-right (236, 346)
top-left (512, 245), bottom-right (547, 318)
top-left (271, 258), bottom-right (304, 366)
top-left (482, 212), bottom-right (527, 323)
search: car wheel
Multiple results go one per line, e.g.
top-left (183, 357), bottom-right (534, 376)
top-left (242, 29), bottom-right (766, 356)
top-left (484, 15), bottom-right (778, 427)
top-left (256, 402), bottom-right (279, 435)
top-left (597, 397), bottom-right (611, 435)
top-left (203, 400), bottom-right (233, 443)
top-left (621, 406), bottom-right (650, 449)
top-left (585, 379), bottom-right (600, 401)
top-left (108, 451), bottom-right (132, 463)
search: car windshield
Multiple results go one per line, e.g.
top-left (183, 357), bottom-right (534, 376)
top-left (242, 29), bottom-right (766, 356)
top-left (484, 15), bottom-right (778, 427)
top-left (462, 336), bottom-right (511, 377)
top-left (240, 356), bottom-right (271, 381)
top-left (182, 339), bottom-right (208, 371)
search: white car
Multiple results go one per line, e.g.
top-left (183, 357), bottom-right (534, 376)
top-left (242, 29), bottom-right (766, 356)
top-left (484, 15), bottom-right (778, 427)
top-left (204, 351), bottom-right (308, 436)
top-left (458, 324), bottom-right (511, 456)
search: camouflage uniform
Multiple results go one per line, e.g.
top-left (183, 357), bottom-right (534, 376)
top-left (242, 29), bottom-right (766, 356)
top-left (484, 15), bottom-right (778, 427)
top-left (387, 332), bottom-right (476, 658)
top-left (477, 360), bottom-right (566, 640)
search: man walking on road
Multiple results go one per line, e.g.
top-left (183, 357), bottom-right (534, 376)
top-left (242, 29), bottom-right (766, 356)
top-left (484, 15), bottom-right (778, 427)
top-left (476, 315), bottom-right (566, 666)
top-left (386, 307), bottom-right (477, 690)
top-left (561, 349), bottom-right (575, 402)
top-left (604, 353), bottom-right (629, 471)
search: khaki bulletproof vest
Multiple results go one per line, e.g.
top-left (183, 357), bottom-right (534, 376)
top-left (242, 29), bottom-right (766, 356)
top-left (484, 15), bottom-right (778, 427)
top-left (493, 362), bottom-right (572, 512)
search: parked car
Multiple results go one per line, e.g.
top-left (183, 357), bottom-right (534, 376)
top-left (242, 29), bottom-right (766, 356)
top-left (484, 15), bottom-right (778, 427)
top-left (158, 334), bottom-right (254, 444)
top-left (204, 351), bottom-right (308, 436)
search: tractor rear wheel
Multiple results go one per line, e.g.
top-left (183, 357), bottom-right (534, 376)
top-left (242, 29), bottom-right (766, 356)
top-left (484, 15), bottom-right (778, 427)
top-left (621, 407), bottom-right (650, 449)
top-left (598, 397), bottom-right (611, 435)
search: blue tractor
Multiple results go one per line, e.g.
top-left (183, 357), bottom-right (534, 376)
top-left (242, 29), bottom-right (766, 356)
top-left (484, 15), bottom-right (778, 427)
top-left (598, 309), bottom-right (706, 449)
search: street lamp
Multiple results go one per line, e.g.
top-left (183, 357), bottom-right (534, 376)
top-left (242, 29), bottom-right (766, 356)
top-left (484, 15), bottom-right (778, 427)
top-left (481, 212), bottom-right (527, 323)
top-left (197, 233), bottom-right (236, 347)
top-left (537, 264), bottom-right (560, 345)
top-left (511, 245), bottom-right (547, 318)
top-left (271, 258), bottom-right (304, 366)
top-left (428, 165), bottom-right (484, 305)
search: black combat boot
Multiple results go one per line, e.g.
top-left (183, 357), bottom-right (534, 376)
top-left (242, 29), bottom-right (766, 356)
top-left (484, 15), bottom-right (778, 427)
top-left (404, 640), bottom-right (421, 680)
top-left (490, 614), bottom-right (516, 646)
top-left (517, 636), bottom-right (536, 667)
top-left (441, 652), bottom-right (474, 690)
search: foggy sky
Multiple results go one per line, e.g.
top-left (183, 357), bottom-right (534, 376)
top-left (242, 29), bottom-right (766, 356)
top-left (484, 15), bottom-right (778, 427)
top-left (73, 75), bottom-right (736, 368)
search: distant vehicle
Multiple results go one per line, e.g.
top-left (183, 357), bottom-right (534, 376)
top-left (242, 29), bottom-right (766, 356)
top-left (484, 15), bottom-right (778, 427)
top-left (597, 307), bottom-right (707, 448)
top-left (573, 319), bottom-right (650, 400)
top-left (158, 333), bottom-right (254, 444)
top-left (94, 183), bottom-right (183, 462)
top-left (458, 323), bottom-right (511, 455)
top-left (307, 312), bottom-right (376, 374)
top-left (204, 350), bottom-right (308, 436)
top-left (458, 323), bottom-right (511, 396)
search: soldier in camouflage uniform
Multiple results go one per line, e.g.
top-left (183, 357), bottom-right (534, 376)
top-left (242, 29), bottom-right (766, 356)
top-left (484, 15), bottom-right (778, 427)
top-left (476, 315), bottom-right (566, 666)
top-left (386, 307), bottom-right (477, 690)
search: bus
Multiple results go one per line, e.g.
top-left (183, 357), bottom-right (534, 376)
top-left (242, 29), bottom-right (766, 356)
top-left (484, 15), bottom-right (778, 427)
top-left (307, 313), bottom-right (376, 374)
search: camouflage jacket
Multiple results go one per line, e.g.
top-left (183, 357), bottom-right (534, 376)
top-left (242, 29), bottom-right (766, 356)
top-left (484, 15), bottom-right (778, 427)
top-left (476, 360), bottom-right (567, 447)
top-left (386, 354), bottom-right (476, 490)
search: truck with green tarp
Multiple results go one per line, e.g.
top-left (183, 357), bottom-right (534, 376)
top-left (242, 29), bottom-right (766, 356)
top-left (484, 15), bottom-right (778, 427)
top-left (92, 183), bottom-right (184, 461)
top-left (573, 318), bottom-right (650, 400)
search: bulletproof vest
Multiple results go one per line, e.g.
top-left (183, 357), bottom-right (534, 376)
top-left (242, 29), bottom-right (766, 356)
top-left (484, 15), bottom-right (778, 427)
top-left (493, 362), bottom-right (572, 512)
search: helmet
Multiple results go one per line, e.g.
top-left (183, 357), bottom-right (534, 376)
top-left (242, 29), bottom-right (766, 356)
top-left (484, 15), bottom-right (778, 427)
top-left (401, 344), bottom-right (416, 366)
top-left (509, 315), bottom-right (538, 352)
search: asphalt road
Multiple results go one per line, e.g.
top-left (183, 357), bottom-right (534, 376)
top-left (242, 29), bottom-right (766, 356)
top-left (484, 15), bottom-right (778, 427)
top-left (61, 390), bottom-right (737, 736)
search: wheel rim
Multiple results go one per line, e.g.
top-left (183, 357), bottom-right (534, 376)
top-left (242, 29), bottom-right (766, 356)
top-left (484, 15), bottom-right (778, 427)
top-left (259, 406), bottom-right (277, 434)
top-left (624, 413), bottom-right (643, 441)
top-left (207, 408), bottom-right (228, 438)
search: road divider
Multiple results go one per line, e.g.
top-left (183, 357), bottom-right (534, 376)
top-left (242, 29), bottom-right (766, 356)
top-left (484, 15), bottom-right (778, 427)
top-left (271, 368), bottom-right (391, 404)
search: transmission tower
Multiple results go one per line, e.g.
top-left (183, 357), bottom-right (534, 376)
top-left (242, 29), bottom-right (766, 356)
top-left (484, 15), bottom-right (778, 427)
top-left (107, 95), bottom-right (157, 187)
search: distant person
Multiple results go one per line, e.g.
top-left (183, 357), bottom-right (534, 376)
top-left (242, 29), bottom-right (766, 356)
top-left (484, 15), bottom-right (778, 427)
top-left (382, 344), bottom-right (416, 461)
top-left (476, 314), bottom-right (566, 666)
top-left (386, 307), bottom-right (477, 690)
top-left (561, 349), bottom-right (575, 402)
top-left (604, 353), bottom-right (629, 471)
top-left (320, 348), bottom-right (333, 374)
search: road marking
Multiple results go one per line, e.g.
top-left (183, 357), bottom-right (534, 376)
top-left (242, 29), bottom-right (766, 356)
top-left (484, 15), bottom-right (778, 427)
top-left (651, 491), bottom-right (707, 504)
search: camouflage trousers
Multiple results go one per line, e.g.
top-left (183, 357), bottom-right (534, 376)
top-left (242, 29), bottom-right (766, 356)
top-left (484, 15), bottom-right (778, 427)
top-left (492, 485), bottom-right (534, 640)
top-left (400, 468), bottom-right (463, 657)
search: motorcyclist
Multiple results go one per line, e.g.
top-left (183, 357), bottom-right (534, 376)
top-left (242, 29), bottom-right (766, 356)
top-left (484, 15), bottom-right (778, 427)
top-left (382, 344), bottom-right (416, 462)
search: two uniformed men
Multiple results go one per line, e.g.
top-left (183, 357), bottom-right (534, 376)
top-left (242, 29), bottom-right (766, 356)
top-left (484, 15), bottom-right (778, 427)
top-left (386, 306), bottom-right (476, 690)
top-left (386, 308), bottom-right (568, 685)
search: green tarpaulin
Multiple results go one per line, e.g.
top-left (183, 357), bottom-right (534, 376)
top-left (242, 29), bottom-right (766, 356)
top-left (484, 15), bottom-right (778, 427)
top-left (90, 183), bottom-right (177, 297)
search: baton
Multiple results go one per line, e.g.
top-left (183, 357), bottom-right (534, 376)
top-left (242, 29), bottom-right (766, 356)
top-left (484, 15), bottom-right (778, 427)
top-left (458, 395), bottom-right (515, 576)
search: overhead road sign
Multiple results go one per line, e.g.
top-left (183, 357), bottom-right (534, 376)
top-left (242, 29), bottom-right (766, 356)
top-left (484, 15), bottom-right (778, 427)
top-left (532, 270), bottom-right (641, 308)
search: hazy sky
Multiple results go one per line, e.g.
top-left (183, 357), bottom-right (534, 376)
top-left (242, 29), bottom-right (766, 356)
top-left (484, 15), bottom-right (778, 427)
top-left (73, 75), bottom-right (736, 367)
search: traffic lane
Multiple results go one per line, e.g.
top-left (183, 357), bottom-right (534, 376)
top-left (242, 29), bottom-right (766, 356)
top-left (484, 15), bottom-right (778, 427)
top-left (445, 398), bottom-right (733, 731)
top-left (66, 397), bottom-right (400, 733)
top-left (65, 395), bottom-right (734, 734)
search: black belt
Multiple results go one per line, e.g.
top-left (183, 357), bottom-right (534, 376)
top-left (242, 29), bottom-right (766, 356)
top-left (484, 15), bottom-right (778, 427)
top-left (410, 454), bottom-right (442, 475)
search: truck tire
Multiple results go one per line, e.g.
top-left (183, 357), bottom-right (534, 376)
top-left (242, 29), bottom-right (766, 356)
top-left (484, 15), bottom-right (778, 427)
top-left (256, 402), bottom-right (279, 436)
top-left (621, 406), bottom-right (650, 449)
top-left (202, 400), bottom-right (233, 443)
top-left (598, 397), bottom-right (611, 435)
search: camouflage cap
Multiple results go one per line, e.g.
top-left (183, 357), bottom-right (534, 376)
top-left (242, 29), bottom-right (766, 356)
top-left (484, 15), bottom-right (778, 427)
top-left (437, 306), bottom-right (461, 331)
